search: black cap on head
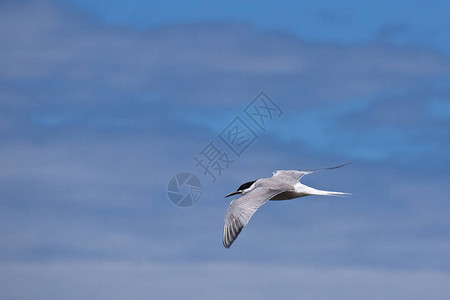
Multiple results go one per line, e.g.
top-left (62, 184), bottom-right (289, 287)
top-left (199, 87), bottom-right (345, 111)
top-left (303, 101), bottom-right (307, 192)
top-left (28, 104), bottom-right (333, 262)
top-left (237, 180), bottom-right (256, 191)
top-left (225, 180), bottom-right (256, 198)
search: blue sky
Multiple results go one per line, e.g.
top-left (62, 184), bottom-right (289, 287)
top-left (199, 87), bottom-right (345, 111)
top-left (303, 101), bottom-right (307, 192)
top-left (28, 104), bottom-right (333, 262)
top-left (1, 0), bottom-right (450, 299)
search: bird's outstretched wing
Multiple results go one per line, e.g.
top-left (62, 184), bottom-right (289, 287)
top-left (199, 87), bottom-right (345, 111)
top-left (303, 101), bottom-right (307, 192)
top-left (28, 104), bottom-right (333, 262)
top-left (272, 170), bottom-right (311, 184)
top-left (223, 187), bottom-right (282, 248)
top-left (272, 163), bottom-right (352, 184)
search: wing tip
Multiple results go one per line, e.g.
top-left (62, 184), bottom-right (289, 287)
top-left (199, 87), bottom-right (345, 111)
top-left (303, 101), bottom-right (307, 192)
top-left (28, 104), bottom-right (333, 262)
top-left (222, 220), bottom-right (243, 248)
top-left (307, 162), bottom-right (352, 173)
top-left (222, 226), bottom-right (232, 248)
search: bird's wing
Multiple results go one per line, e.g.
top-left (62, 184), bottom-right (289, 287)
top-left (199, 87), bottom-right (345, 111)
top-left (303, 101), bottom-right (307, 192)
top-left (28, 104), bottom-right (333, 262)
top-left (305, 162), bottom-right (352, 172)
top-left (272, 170), bottom-right (311, 185)
top-left (272, 163), bottom-right (351, 184)
top-left (223, 187), bottom-right (282, 248)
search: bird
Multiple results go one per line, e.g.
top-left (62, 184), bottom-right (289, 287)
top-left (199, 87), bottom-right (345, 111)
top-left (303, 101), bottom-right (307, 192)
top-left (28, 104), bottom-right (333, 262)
top-left (222, 163), bottom-right (351, 248)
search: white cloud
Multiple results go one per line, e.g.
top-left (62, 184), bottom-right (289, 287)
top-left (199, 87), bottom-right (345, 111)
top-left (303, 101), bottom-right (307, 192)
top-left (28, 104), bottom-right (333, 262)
top-left (1, 1), bottom-right (449, 107)
top-left (1, 1), bottom-right (450, 284)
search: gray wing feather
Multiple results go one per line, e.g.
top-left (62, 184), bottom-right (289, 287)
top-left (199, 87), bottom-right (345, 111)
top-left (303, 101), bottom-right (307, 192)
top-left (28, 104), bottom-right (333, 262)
top-left (223, 187), bottom-right (281, 248)
top-left (273, 163), bottom-right (351, 184)
top-left (272, 170), bottom-right (311, 185)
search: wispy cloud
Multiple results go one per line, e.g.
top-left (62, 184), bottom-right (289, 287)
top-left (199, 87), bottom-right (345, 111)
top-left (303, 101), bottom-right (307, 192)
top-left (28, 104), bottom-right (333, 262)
top-left (1, 4), bottom-right (450, 297)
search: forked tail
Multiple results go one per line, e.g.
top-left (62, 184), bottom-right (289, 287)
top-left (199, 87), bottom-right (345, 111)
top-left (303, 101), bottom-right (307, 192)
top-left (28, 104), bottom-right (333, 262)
top-left (305, 186), bottom-right (351, 196)
top-left (319, 190), bottom-right (351, 196)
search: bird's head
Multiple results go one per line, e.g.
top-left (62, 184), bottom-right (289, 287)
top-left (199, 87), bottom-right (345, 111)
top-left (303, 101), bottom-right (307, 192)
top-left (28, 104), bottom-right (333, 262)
top-left (225, 180), bottom-right (256, 197)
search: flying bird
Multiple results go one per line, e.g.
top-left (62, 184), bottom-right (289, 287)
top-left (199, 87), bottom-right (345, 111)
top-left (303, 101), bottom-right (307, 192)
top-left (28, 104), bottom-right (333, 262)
top-left (223, 163), bottom-right (351, 248)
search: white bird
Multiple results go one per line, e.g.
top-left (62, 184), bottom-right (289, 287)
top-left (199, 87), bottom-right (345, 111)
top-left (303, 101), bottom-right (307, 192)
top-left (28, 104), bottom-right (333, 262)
top-left (223, 163), bottom-right (351, 248)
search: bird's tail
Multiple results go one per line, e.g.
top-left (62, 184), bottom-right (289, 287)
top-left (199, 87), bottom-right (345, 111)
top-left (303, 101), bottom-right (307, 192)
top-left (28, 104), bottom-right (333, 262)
top-left (305, 187), bottom-right (351, 196)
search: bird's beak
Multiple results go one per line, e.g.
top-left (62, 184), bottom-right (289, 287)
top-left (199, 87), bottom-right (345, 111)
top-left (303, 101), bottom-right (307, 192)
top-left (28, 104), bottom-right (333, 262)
top-left (225, 191), bottom-right (240, 198)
